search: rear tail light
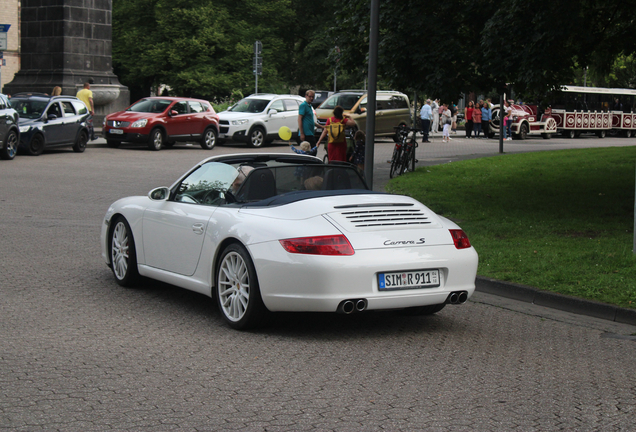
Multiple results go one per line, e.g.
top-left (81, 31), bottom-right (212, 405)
top-left (449, 229), bottom-right (471, 249)
top-left (280, 235), bottom-right (355, 256)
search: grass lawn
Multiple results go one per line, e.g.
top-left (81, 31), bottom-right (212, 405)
top-left (386, 146), bottom-right (636, 309)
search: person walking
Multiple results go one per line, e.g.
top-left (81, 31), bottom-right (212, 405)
top-left (76, 82), bottom-right (96, 141)
top-left (298, 90), bottom-right (317, 147)
top-left (431, 98), bottom-right (440, 134)
top-left (441, 104), bottom-right (452, 143)
top-left (420, 99), bottom-right (432, 143)
top-left (503, 100), bottom-right (513, 140)
top-left (316, 106), bottom-right (355, 162)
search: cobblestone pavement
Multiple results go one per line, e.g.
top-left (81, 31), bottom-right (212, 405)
top-left (1, 138), bottom-right (635, 431)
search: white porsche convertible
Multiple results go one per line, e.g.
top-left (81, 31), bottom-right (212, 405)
top-left (101, 153), bottom-right (478, 329)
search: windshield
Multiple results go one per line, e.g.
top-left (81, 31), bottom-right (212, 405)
top-left (9, 98), bottom-right (49, 119)
top-left (318, 94), bottom-right (362, 110)
top-left (127, 99), bottom-right (172, 113)
top-left (228, 98), bottom-right (269, 113)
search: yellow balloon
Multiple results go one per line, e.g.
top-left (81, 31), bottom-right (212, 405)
top-left (278, 126), bottom-right (292, 141)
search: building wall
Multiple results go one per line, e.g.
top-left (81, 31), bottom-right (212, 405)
top-left (0, 0), bottom-right (20, 95)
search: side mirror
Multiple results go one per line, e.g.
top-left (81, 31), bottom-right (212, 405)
top-left (47, 114), bottom-right (58, 120)
top-left (169, 110), bottom-right (178, 116)
top-left (148, 187), bottom-right (170, 201)
top-left (268, 109), bottom-right (278, 116)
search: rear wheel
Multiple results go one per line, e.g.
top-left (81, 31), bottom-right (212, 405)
top-left (148, 128), bottom-right (163, 151)
top-left (0, 130), bottom-right (18, 160)
top-left (216, 243), bottom-right (269, 330)
top-left (27, 134), bottom-right (45, 156)
top-left (389, 145), bottom-right (403, 179)
top-left (72, 130), bottom-right (88, 153)
top-left (109, 217), bottom-right (141, 287)
top-left (200, 128), bottom-right (217, 150)
top-left (247, 126), bottom-right (266, 148)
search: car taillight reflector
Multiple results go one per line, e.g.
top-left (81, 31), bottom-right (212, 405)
top-left (449, 229), bottom-right (471, 249)
top-left (280, 235), bottom-right (354, 256)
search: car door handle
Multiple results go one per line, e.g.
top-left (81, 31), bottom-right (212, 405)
top-left (192, 223), bottom-right (205, 235)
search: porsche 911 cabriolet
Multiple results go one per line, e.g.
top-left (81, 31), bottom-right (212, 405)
top-left (101, 153), bottom-right (478, 329)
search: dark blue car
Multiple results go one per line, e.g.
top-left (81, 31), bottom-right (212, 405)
top-left (10, 93), bottom-right (90, 155)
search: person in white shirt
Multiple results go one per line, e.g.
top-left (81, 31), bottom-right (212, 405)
top-left (431, 99), bottom-right (440, 134)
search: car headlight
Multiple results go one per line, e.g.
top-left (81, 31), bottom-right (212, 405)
top-left (231, 119), bottom-right (249, 126)
top-left (19, 125), bottom-right (31, 133)
top-left (131, 119), bottom-right (148, 128)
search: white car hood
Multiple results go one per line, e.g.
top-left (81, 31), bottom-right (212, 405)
top-left (218, 111), bottom-right (263, 120)
top-left (239, 194), bottom-right (456, 250)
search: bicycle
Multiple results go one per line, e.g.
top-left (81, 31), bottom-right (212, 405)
top-left (390, 125), bottom-right (418, 177)
top-left (389, 125), bottom-right (409, 178)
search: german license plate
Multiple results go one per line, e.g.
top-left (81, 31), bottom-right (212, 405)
top-left (110, 129), bottom-right (124, 135)
top-left (378, 269), bottom-right (440, 291)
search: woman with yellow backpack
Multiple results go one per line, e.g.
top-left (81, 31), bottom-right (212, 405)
top-left (316, 105), bottom-right (356, 162)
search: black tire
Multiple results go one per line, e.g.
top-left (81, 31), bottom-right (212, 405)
top-left (0, 129), bottom-right (18, 160)
top-left (106, 140), bottom-right (121, 148)
top-left (597, 130), bottom-right (606, 138)
top-left (518, 123), bottom-right (528, 140)
top-left (399, 145), bottom-right (414, 175)
top-left (109, 216), bottom-right (141, 287)
top-left (148, 128), bottom-right (163, 151)
top-left (541, 133), bottom-right (551, 140)
top-left (625, 130), bottom-right (632, 138)
top-left (216, 243), bottom-right (269, 330)
top-left (389, 145), bottom-right (403, 179)
top-left (27, 134), bottom-right (45, 156)
top-left (247, 126), bottom-right (266, 148)
top-left (401, 303), bottom-right (446, 316)
top-left (200, 128), bottom-right (217, 150)
top-left (568, 130), bottom-right (576, 139)
top-left (72, 130), bottom-right (88, 153)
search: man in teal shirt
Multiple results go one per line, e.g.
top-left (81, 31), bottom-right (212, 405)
top-left (298, 90), bottom-right (316, 146)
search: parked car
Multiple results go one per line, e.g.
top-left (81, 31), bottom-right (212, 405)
top-left (101, 152), bottom-right (479, 330)
top-left (311, 90), bottom-right (334, 108)
top-left (103, 97), bottom-right (220, 151)
top-left (9, 93), bottom-right (90, 155)
top-left (217, 94), bottom-right (305, 147)
top-left (315, 90), bottom-right (412, 141)
top-left (0, 93), bottom-right (20, 160)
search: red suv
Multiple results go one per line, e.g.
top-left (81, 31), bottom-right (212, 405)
top-left (103, 97), bottom-right (220, 151)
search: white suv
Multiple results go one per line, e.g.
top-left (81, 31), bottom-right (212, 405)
top-left (218, 94), bottom-right (306, 147)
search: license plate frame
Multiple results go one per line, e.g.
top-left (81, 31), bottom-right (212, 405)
top-left (110, 129), bottom-right (124, 135)
top-left (378, 269), bottom-right (440, 291)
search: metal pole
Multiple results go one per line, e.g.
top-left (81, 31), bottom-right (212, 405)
top-left (364, 0), bottom-right (379, 189)
top-left (499, 93), bottom-right (504, 153)
top-left (633, 162), bottom-right (636, 254)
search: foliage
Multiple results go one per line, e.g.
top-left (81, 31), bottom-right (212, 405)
top-left (113, 0), bottom-right (636, 103)
top-left (386, 147), bottom-right (636, 308)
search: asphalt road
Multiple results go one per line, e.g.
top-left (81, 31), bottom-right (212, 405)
top-left (1, 135), bottom-right (635, 431)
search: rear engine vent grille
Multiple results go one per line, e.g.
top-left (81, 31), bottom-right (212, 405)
top-left (340, 208), bottom-right (431, 227)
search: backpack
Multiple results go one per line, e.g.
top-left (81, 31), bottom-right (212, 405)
top-left (327, 119), bottom-right (345, 143)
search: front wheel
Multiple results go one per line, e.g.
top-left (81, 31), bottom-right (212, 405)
top-left (597, 130), bottom-right (606, 138)
top-left (148, 128), bottom-right (164, 151)
top-left (216, 243), bottom-right (269, 330)
top-left (518, 123), bottom-right (529, 140)
top-left (0, 129), bottom-right (18, 160)
top-left (625, 130), bottom-right (632, 138)
top-left (568, 130), bottom-right (576, 139)
top-left (389, 146), bottom-right (403, 179)
top-left (109, 217), bottom-right (141, 287)
top-left (247, 127), bottom-right (266, 148)
top-left (200, 128), bottom-right (218, 150)
top-left (72, 130), bottom-right (88, 153)
top-left (27, 134), bottom-right (45, 156)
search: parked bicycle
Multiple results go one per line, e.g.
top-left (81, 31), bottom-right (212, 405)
top-left (389, 125), bottom-right (418, 178)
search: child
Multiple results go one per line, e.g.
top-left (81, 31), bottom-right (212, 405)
top-left (291, 140), bottom-right (318, 156)
top-left (349, 130), bottom-right (366, 173)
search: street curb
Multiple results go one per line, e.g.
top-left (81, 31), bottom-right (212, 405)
top-left (476, 276), bottom-right (636, 326)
